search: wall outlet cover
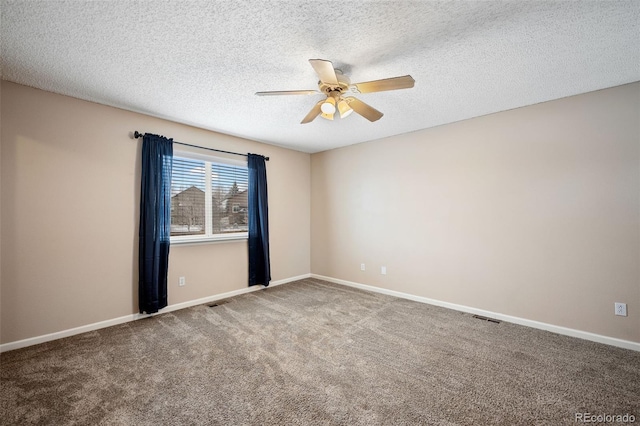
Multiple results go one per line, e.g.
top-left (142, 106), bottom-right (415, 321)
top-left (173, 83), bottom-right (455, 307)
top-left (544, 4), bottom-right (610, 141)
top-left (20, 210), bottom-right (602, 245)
top-left (615, 302), bottom-right (627, 316)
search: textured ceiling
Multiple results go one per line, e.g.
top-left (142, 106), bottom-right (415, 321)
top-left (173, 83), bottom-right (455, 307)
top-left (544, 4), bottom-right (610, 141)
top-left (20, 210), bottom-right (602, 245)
top-left (1, 1), bottom-right (639, 153)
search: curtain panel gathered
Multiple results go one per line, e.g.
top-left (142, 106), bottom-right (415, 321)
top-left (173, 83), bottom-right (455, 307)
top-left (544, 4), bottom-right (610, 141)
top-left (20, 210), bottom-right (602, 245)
top-left (248, 154), bottom-right (271, 287)
top-left (138, 133), bottom-right (173, 314)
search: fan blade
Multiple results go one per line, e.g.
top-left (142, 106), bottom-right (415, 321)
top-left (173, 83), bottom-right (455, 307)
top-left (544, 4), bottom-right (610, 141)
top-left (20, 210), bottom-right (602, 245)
top-left (309, 59), bottom-right (338, 84)
top-left (301, 100), bottom-right (325, 124)
top-left (353, 75), bottom-right (415, 93)
top-left (256, 90), bottom-right (320, 96)
top-left (344, 97), bottom-right (383, 122)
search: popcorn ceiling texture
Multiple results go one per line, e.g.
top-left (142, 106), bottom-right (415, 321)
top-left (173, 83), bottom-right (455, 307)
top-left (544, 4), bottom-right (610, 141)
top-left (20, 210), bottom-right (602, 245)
top-left (1, 1), bottom-right (639, 153)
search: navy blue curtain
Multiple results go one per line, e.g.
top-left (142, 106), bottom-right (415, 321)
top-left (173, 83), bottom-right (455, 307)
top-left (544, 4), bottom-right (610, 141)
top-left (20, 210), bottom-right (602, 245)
top-left (139, 133), bottom-right (173, 313)
top-left (248, 154), bottom-right (271, 287)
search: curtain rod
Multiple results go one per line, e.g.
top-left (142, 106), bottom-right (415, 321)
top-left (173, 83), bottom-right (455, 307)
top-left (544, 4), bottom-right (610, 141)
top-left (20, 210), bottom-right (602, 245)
top-left (133, 131), bottom-right (269, 161)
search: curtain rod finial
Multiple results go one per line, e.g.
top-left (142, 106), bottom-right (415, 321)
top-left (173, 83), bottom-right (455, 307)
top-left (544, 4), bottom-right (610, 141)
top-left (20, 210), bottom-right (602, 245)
top-left (133, 131), bottom-right (143, 139)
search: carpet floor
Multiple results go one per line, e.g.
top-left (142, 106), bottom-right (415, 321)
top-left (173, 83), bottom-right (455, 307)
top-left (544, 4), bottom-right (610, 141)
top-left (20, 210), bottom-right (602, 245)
top-left (1, 278), bottom-right (639, 425)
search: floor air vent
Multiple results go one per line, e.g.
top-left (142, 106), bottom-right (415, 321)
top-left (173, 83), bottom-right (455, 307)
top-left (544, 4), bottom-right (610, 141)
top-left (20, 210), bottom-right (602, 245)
top-left (473, 314), bottom-right (501, 324)
top-left (207, 300), bottom-right (229, 308)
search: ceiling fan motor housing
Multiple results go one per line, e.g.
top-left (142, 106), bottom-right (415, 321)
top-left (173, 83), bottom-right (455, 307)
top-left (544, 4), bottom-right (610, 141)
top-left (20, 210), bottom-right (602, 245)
top-left (318, 71), bottom-right (351, 96)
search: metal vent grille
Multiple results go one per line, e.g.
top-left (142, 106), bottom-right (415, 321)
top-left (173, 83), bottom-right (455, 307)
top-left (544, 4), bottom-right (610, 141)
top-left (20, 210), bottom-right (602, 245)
top-left (473, 314), bottom-right (501, 324)
top-left (207, 300), bottom-right (230, 308)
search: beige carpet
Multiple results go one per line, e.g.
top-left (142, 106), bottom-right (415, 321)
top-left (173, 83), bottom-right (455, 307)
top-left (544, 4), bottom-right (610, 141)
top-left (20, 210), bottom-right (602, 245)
top-left (1, 278), bottom-right (639, 425)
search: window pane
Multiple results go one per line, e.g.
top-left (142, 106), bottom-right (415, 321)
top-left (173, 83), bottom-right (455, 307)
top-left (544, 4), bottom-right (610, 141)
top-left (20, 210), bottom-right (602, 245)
top-left (212, 162), bottom-right (248, 234)
top-left (171, 158), bottom-right (206, 236)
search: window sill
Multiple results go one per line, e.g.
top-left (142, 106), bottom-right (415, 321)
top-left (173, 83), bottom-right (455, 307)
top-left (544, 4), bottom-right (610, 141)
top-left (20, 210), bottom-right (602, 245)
top-left (170, 233), bottom-right (248, 246)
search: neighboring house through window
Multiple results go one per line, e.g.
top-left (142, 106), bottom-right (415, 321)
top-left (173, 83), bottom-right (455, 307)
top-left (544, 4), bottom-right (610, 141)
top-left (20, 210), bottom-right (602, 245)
top-left (170, 151), bottom-right (249, 243)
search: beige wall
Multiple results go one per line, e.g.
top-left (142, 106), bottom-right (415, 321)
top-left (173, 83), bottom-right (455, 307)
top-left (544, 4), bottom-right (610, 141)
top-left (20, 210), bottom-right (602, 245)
top-left (2, 80), bottom-right (638, 347)
top-left (0, 81), bottom-right (310, 344)
top-left (311, 83), bottom-right (640, 343)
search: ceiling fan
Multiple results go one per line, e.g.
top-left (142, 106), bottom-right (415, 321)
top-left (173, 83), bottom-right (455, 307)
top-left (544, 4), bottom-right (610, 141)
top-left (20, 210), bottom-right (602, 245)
top-left (255, 59), bottom-right (415, 124)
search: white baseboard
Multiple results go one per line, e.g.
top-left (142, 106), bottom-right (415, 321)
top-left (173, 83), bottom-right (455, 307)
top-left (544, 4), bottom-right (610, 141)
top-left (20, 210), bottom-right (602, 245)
top-left (6, 272), bottom-right (636, 353)
top-left (311, 274), bottom-right (640, 352)
top-left (0, 273), bottom-right (311, 353)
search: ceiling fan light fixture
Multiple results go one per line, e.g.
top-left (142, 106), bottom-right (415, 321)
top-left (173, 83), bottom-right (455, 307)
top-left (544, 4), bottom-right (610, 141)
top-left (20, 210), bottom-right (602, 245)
top-left (320, 97), bottom-right (336, 114)
top-left (338, 99), bottom-right (353, 118)
top-left (257, 59), bottom-right (415, 124)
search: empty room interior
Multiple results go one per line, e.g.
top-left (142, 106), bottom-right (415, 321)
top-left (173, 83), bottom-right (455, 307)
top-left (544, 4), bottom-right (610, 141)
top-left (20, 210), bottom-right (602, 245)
top-left (1, 1), bottom-right (639, 424)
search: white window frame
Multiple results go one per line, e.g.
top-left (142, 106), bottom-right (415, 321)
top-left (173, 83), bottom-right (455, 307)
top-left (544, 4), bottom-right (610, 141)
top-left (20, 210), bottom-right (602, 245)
top-left (170, 150), bottom-right (248, 245)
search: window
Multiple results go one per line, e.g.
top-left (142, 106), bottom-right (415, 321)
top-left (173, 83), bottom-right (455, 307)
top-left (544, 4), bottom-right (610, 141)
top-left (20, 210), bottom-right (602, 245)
top-left (170, 151), bottom-right (248, 243)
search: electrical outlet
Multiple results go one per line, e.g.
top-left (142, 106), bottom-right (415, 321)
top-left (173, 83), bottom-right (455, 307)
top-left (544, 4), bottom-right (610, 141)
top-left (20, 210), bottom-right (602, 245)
top-left (614, 303), bottom-right (627, 316)
top-left (179, 276), bottom-right (186, 287)
top-left (381, 266), bottom-right (387, 275)
top-left (360, 263), bottom-right (366, 271)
